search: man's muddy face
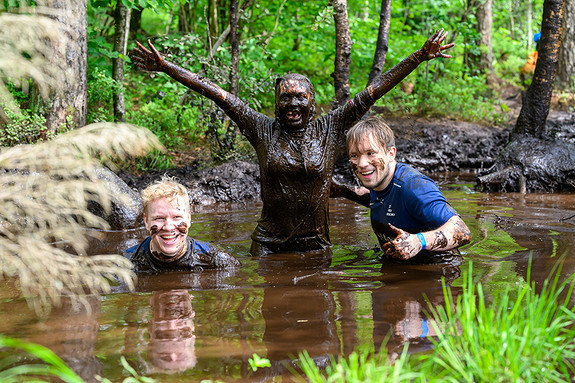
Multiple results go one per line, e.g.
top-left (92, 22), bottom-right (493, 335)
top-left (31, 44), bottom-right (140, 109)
top-left (277, 79), bottom-right (312, 129)
top-left (144, 196), bottom-right (191, 259)
top-left (348, 133), bottom-right (396, 191)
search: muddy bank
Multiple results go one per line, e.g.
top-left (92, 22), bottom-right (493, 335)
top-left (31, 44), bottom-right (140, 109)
top-left (477, 111), bottom-right (575, 192)
top-left (118, 116), bottom-right (511, 203)
top-left (118, 160), bottom-right (262, 205)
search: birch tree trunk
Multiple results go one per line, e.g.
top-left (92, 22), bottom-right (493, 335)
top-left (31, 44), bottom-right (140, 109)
top-left (113, 1), bottom-right (131, 122)
top-left (557, 0), bottom-right (574, 89)
top-left (45, 0), bottom-right (87, 132)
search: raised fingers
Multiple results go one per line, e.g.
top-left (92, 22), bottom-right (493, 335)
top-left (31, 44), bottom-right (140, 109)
top-left (135, 40), bottom-right (151, 55)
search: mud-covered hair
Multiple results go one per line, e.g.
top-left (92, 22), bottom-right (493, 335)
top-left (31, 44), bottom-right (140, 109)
top-left (141, 175), bottom-right (191, 216)
top-left (274, 73), bottom-right (316, 122)
top-left (346, 116), bottom-right (395, 154)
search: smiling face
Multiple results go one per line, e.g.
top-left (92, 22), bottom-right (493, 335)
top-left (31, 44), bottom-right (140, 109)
top-left (144, 196), bottom-right (191, 260)
top-left (276, 76), bottom-right (314, 129)
top-left (348, 132), bottom-right (397, 191)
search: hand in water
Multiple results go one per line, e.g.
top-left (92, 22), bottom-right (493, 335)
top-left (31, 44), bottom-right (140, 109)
top-left (382, 224), bottom-right (422, 260)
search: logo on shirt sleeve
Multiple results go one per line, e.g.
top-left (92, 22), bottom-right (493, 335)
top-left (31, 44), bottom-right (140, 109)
top-left (387, 205), bottom-right (395, 217)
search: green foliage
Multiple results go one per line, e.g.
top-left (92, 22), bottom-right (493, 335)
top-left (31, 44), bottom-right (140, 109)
top-left (99, 356), bottom-right (156, 383)
top-left (298, 345), bottom-right (421, 383)
top-left (0, 337), bottom-right (157, 383)
top-left (248, 353), bottom-right (271, 372)
top-left (381, 74), bottom-right (509, 126)
top-left (0, 335), bottom-right (84, 383)
top-left (81, 0), bottom-right (555, 168)
top-left (426, 261), bottom-right (575, 382)
top-left (297, 261), bottom-right (575, 383)
top-left (134, 148), bottom-right (173, 171)
top-left (0, 103), bottom-right (51, 146)
top-left (87, 67), bottom-right (122, 123)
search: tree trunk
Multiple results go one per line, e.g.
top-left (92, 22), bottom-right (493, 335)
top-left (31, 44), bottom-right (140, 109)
top-left (557, 0), bottom-right (574, 89)
top-left (476, 0), bottom-right (573, 193)
top-left (331, 0), bottom-right (352, 109)
top-left (44, 0), bottom-right (87, 132)
top-left (229, 0), bottom-right (239, 97)
top-left (113, 1), bottom-right (131, 122)
top-left (367, 0), bottom-right (392, 87)
top-left (508, 0), bottom-right (516, 40)
top-left (208, 0), bottom-right (220, 38)
top-left (477, 0), bottom-right (493, 74)
top-left (292, 10), bottom-right (301, 51)
top-left (526, 0), bottom-right (532, 51)
top-left (178, 2), bottom-right (191, 34)
top-left (466, 0), bottom-right (493, 79)
top-left (514, 0), bottom-right (564, 139)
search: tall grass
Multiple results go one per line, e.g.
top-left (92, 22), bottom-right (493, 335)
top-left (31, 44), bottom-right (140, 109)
top-left (298, 345), bottom-right (425, 383)
top-left (297, 261), bottom-right (575, 383)
top-left (427, 261), bottom-right (575, 382)
top-left (0, 335), bottom-right (84, 383)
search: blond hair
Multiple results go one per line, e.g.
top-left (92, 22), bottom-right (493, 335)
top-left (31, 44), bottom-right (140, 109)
top-left (346, 116), bottom-right (395, 153)
top-left (141, 175), bottom-right (190, 216)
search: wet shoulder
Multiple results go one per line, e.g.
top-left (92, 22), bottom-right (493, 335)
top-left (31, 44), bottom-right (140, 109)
top-left (191, 238), bottom-right (242, 268)
top-left (124, 237), bottom-right (151, 261)
top-left (394, 163), bottom-right (439, 194)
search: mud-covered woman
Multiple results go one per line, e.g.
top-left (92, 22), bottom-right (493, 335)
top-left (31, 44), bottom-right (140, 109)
top-left (131, 29), bottom-right (454, 257)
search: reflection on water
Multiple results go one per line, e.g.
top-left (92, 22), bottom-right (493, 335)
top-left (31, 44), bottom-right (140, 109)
top-left (148, 290), bottom-right (197, 373)
top-left (1, 178), bottom-right (575, 382)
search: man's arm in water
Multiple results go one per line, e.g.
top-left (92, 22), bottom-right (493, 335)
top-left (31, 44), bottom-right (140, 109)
top-left (382, 215), bottom-right (471, 260)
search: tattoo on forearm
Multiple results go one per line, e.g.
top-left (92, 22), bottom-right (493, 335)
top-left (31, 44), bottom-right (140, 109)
top-left (433, 231), bottom-right (448, 250)
top-left (453, 219), bottom-right (471, 246)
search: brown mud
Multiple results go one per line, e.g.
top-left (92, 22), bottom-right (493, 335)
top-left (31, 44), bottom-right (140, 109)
top-left (118, 114), bottom-right (512, 200)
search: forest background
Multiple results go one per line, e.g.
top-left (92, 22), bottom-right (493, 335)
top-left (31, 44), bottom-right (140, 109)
top-left (2, 0), bottom-right (574, 172)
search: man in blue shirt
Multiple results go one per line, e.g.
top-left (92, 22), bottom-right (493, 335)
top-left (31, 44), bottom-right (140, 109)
top-left (340, 117), bottom-right (471, 263)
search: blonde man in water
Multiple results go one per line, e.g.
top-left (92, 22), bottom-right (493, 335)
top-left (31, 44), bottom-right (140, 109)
top-left (124, 176), bottom-right (241, 272)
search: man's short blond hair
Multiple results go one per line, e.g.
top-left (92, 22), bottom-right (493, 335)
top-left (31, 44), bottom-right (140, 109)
top-left (141, 176), bottom-right (190, 216)
top-left (346, 116), bottom-right (395, 153)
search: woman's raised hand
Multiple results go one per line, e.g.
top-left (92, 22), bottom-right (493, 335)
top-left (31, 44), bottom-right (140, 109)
top-left (420, 28), bottom-right (454, 61)
top-left (131, 40), bottom-right (166, 72)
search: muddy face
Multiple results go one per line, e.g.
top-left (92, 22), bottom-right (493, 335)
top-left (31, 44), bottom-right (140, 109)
top-left (277, 79), bottom-right (312, 130)
top-left (348, 133), bottom-right (396, 191)
top-left (144, 197), bottom-right (191, 260)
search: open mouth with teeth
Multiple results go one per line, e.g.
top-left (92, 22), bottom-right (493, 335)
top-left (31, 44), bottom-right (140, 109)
top-left (359, 169), bottom-right (375, 178)
top-left (285, 109), bottom-right (301, 122)
top-left (158, 231), bottom-right (183, 245)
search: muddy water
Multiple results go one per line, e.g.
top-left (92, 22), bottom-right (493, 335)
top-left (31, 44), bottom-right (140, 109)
top-left (1, 175), bottom-right (575, 383)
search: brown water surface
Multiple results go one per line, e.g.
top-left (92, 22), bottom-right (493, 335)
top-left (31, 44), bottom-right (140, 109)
top-left (1, 176), bottom-right (574, 382)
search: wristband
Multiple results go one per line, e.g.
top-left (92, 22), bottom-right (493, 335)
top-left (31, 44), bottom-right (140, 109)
top-left (416, 233), bottom-right (426, 250)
